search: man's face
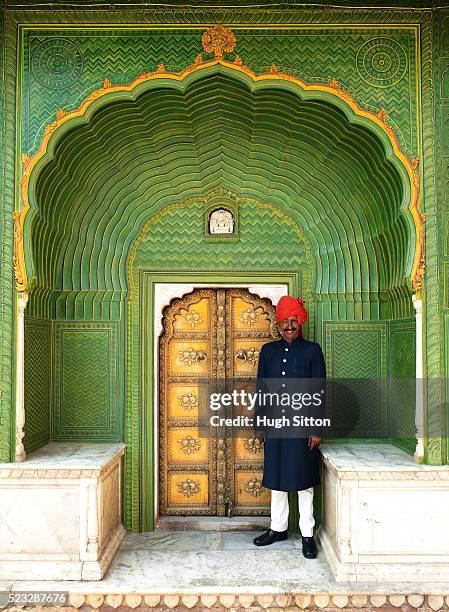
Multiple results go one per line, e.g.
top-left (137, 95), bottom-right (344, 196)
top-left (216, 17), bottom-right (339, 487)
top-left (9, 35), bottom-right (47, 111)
top-left (278, 316), bottom-right (300, 343)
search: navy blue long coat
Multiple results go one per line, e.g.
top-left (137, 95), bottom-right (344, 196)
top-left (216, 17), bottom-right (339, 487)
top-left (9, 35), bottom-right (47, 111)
top-left (255, 336), bottom-right (326, 492)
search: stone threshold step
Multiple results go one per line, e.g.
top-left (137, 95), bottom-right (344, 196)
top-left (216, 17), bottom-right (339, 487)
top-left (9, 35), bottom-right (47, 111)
top-left (155, 516), bottom-right (271, 531)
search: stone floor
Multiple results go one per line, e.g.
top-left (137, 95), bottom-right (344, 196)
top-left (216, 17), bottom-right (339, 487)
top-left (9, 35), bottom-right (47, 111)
top-left (3, 529), bottom-right (449, 610)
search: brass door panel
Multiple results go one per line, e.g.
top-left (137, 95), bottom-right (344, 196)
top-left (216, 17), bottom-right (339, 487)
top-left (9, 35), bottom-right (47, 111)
top-left (160, 289), bottom-right (217, 515)
top-left (159, 288), bottom-right (277, 517)
top-left (168, 385), bottom-right (200, 420)
top-left (168, 341), bottom-right (210, 377)
top-left (232, 296), bottom-right (272, 332)
top-left (172, 297), bottom-right (210, 333)
top-left (234, 435), bottom-right (265, 461)
top-left (168, 428), bottom-right (209, 464)
top-left (225, 289), bottom-right (278, 516)
top-left (233, 340), bottom-right (266, 377)
top-left (235, 472), bottom-right (271, 507)
top-left (169, 472), bottom-right (210, 507)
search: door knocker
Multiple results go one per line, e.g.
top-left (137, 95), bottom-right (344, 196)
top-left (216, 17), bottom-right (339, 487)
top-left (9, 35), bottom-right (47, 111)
top-left (235, 348), bottom-right (247, 363)
top-left (178, 347), bottom-right (207, 366)
top-left (234, 347), bottom-right (260, 366)
top-left (195, 350), bottom-right (207, 364)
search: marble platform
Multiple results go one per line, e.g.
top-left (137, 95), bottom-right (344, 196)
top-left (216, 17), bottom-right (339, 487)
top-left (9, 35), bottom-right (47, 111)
top-left (318, 443), bottom-right (449, 583)
top-left (3, 529), bottom-right (449, 610)
top-left (0, 442), bottom-right (126, 581)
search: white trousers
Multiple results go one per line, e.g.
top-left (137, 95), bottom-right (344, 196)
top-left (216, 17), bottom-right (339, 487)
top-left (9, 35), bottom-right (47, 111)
top-left (270, 488), bottom-right (315, 536)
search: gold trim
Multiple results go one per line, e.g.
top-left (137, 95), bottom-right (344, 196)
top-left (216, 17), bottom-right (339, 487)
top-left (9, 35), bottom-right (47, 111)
top-left (21, 153), bottom-right (31, 171)
top-left (13, 211), bottom-right (26, 293)
top-left (202, 25), bottom-right (236, 59)
top-left (16, 49), bottom-right (424, 295)
top-left (328, 77), bottom-right (354, 103)
top-left (410, 156), bottom-right (425, 293)
top-left (376, 107), bottom-right (396, 139)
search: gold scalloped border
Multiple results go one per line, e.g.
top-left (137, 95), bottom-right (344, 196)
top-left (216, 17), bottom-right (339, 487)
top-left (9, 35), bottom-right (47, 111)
top-left (15, 57), bottom-right (424, 296)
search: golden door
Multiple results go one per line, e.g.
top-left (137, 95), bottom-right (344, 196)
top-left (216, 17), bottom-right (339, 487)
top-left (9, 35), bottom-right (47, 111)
top-left (159, 288), bottom-right (279, 516)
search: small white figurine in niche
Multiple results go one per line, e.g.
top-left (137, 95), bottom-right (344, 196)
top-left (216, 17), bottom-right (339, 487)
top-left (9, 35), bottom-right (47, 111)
top-left (209, 209), bottom-right (234, 234)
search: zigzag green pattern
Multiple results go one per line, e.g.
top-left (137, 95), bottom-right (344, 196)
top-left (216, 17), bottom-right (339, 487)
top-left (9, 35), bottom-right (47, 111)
top-left (325, 322), bottom-right (388, 437)
top-left (389, 321), bottom-right (416, 452)
top-left (133, 200), bottom-right (309, 271)
top-left (23, 28), bottom-right (417, 156)
top-left (24, 318), bottom-right (51, 453)
top-left (53, 322), bottom-right (119, 440)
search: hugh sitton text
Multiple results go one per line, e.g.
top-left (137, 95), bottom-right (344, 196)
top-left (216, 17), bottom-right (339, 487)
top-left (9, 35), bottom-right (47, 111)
top-left (209, 415), bottom-right (330, 428)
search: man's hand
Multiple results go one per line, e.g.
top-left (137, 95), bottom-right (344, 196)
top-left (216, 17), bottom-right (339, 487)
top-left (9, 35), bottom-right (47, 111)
top-left (308, 435), bottom-right (321, 449)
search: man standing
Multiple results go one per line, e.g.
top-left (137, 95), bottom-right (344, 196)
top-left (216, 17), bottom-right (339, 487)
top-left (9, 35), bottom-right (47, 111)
top-left (253, 296), bottom-right (326, 559)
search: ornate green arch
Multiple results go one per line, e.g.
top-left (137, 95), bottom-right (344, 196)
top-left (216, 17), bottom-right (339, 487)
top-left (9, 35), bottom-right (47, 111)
top-left (15, 57), bottom-right (423, 302)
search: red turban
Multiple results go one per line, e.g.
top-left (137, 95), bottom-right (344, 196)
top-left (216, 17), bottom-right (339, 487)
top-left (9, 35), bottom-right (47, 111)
top-left (276, 296), bottom-right (308, 327)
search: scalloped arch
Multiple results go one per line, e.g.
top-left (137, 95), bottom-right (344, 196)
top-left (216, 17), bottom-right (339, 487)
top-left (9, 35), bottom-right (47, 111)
top-left (17, 58), bottom-right (423, 297)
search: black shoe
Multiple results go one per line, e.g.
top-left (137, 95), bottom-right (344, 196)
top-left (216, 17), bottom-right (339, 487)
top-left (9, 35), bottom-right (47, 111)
top-left (302, 536), bottom-right (317, 559)
top-left (253, 529), bottom-right (288, 546)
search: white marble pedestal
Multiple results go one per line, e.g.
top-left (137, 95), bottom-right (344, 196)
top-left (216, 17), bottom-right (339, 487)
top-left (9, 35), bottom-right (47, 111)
top-left (318, 443), bottom-right (449, 583)
top-left (0, 442), bottom-right (126, 581)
